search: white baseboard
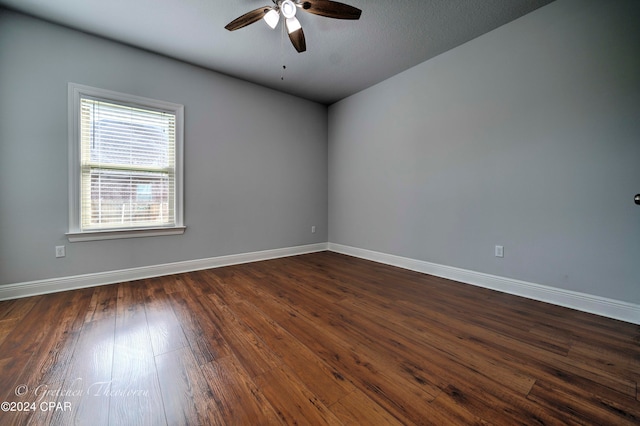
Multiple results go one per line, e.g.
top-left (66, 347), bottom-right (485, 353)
top-left (3, 241), bottom-right (637, 325)
top-left (328, 243), bottom-right (640, 325)
top-left (0, 243), bottom-right (328, 301)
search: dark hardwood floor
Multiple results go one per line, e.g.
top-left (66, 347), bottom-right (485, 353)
top-left (0, 251), bottom-right (638, 425)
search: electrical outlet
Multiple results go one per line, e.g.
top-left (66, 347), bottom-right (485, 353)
top-left (311, 226), bottom-right (316, 234)
top-left (495, 245), bottom-right (504, 258)
top-left (55, 245), bottom-right (66, 258)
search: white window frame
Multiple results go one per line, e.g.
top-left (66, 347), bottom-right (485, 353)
top-left (67, 83), bottom-right (185, 242)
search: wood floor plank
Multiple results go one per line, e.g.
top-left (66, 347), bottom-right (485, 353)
top-left (252, 366), bottom-right (343, 425)
top-left (568, 340), bottom-right (640, 381)
top-left (0, 295), bottom-right (57, 362)
top-left (167, 283), bottom-right (232, 365)
top-left (50, 317), bottom-right (115, 426)
top-left (528, 379), bottom-right (640, 425)
top-left (4, 289), bottom-right (94, 426)
top-left (0, 290), bottom-right (91, 404)
top-left (266, 267), bottom-right (538, 400)
top-left (0, 318), bottom-right (19, 347)
top-left (161, 274), bottom-right (186, 295)
top-left (143, 279), bottom-right (189, 357)
top-left (200, 355), bottom-right (282, 425)
top-left (84, 284), bottom-right (118, 323)
top-left (528, 322), bottom-right (574, 353)
top-left (198, 272), bottom-right (357, 405)
top-left (279, 314), bottom-right (442, 424)
top-left (27, 289), bottom-right (94, 384)
top-left (155, 347), bottom-right (217, 425)
top-left (0, 300), bottom-right (18, 320)
top-left (203, 268), bottom-right (299, 325)
top-left (329, 389), bottom-right (404, 426)
top-left (224, 297), bottom-right (356, 406)
top-left (395, 296), bottom-right (639, 398)
top-left (220, 265), bottom-right (448, 414)
top-left (201, 291), bottom-right (287, 378)
top-left (0, 297), bottom-right (38, 322)
top-left (209, 260), bottom-right (556, 422)
top-left (432, 382), bottom-right (569, 426)
top-left (427, 386), bottom-right (493, 425)
top-left (335, 296), bottom-right (538, 396)
top-left (108, 282), bottom-right (166, 426)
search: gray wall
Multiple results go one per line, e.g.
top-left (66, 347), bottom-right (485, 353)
top-left (328, 0), bottom-right (640, 303)
top-left (0, 9), bottom-right (328, 285)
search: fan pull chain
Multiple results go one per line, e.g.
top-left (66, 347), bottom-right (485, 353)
top-left (280, 19), bottom-right (287, 81)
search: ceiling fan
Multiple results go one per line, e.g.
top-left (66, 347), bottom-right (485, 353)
top-left (225, 0), bottom-right (362, 53)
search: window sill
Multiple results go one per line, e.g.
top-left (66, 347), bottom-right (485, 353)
top-left (66, 226), bottom-right (186, 242)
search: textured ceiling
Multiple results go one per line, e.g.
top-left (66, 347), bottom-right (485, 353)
top-left (0, 0), bottom-right (555, 104)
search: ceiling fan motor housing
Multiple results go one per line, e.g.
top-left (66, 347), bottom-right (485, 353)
top-left (281, 0), bottom-right (297, 18)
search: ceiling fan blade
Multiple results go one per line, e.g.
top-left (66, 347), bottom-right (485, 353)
top-left (225, 7), bottom-right (271, 31)
top-left (288, 27), bottom-right (306, 53)
top-left (300, 0), bottom-right (361, 20)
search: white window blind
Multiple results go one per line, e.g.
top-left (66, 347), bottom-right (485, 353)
top-left (68, 83), bottom-right (184, 241)
top-left (80, 98), bottom-right (176, 230)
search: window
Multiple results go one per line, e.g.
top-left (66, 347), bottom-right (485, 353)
top-left (67, 83), bottom-right (185, 242)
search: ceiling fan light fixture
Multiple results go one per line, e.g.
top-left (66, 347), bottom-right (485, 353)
top-left (281, 0), bottom-right (297, 19)
top-left (286, 16), bottom-right (302, 34)
top-left (263, 9), bottom-right (280, 29)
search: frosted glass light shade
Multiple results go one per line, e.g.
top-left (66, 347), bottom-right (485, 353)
top-left (263, 9), bottom-right (280, 29)
top-left (286, 17), bottom-right (301, 33)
